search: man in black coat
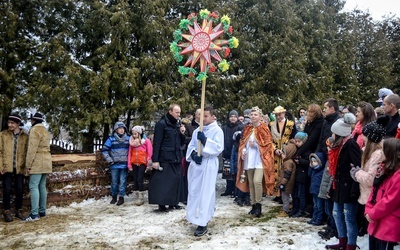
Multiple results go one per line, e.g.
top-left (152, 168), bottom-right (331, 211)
top-left (378, 94), bottom-right (400, 138)
top-left (315, 98), bottom-right (341, 158)
top-left (148, 104), bottom-right (186, 212)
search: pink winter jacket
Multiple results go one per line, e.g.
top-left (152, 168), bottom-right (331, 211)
top-left (355, 149), bottom-right (383, 204)
top-left (127, 138), bottom-right (153, 170)
top-left (365, 169), bottom-right (400, 243)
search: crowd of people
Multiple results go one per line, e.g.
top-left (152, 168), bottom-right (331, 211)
top-left (1, 88), bottom-right (400, 250)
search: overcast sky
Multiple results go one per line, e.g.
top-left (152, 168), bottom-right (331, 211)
top-left (344, 0), bottom-right (400, 20)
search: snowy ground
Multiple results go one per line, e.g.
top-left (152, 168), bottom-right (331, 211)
top-left (0, 174), bottom-right (382, 250)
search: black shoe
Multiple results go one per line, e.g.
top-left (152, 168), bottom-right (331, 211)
top-left (194, 225), bottom-right (208, 237)
top-left (272, 196), bottom-right (280, 202)
top-left (155, 205), bottom-right (169, 212)
top-left (291, 211), bottom-right (305, 218)
top-left (3, 210), bottom-right (13, 222)
top-left (15, 209), bottom-right (25, 220)
top-left (110, 195), bottom-right (117, 204)
top-left (248, 204), bottom-right (256, 215)
top-left (220, 192), bottom-right (230, 196)
top-left (235, 197), bottom-right (244, 207)
top-left (169, 204), bottom-right (183, 210)
top-left (318, 229), bottom-right (337, 240)
top-left (116, 197), bottom-right (124, 206)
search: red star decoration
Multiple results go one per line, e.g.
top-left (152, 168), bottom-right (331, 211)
top-left (178, 19), bottom-right (229, 73)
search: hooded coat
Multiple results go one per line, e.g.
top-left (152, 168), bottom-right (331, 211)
top-left (278, 142), bottom-right (297, 195)
top-left (101, 122), bottom-right (130, 169)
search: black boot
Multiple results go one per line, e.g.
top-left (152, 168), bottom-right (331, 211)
top-left (110, 195), bottom-right (117, 204)
top-left (254, 203), bottom-right (262, 217)
top-left (15, 209), bottom-right (24, 220)
top-left (243, 195), bottom-right (251, 206)
top-left (235, 197), bottom-right (244, 206)
top-left (248, 204), bottom-right (256, 215)
top-left (3, 210), bottom-right (13, 222)
top-left (116, 197), bottom-right (124, 206)
top-left (194, 225), bottom-right (208, 237)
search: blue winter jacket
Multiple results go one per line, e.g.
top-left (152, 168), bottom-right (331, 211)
top-left (102, 133), bottom-right (130, 169)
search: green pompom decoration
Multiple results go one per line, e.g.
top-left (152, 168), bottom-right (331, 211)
top-left (174, 53), bottom-right (183, 62)
top-left (173, 29), bottom-right (182, 42)
top-left (196, 72), bottom-right (208, 81)
top-left (179, 19), bottom-right (190, 30)
top-left (178, 66), bottom-right (190, 75)
top-left (170, 42), bottom-right (179, 53)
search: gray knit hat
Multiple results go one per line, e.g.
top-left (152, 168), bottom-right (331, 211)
top-left (331, 113), bottom-right (356, 137)
top-left (229, 110), bottom-right (238, 117)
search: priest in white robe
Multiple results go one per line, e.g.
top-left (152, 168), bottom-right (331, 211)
top-left (186, 106), bottom-right (224, 237)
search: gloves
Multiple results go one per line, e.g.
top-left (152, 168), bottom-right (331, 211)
top-left (279, 184), bottom-right (285, 191)
top-left (190, 150), bottom-right (203, 165)
top-left (197, 131), bottom-right (207, 146)
top-left (350, 164), bottom-right (361, 181)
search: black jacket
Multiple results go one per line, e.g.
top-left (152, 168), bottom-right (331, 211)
top-left (152, 115), bottom-right (184, 163)
top-left (377, 112), bottom-right (400, 138)
top-left (316, 112), bottom-right (340, 156)
top-left (222, 121), bottom-right (241, 159)
top-left (332, 139), bottom-right (362, 204)
top-left (296, 115), bottom-right (324, 157)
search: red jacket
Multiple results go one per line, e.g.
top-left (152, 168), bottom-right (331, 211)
top-left (395, 127), bottom-right (400, 139)
top-left (365, 169), bottom-right (400, 242)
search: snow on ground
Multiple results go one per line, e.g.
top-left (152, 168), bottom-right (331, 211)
top-left (0, 174), bottom-right (380, 250)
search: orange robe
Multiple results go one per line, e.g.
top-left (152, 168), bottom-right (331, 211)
top-left (236, 123), bottom-right (275, 195)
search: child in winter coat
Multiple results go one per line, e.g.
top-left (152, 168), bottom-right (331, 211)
top-left (350, 121), bottom-right (385, 236)
top-left (102, 122), bottom-right (130, 206)
top-left (307, 152), bottom-right (326, 226)
top-left (277, 142), bottom-right (297, 217)
top-left (291, 131), bottom-right (311, 218)
top-left (365, 138), bottom-right (400, 250)
top-left (128, 125), bottom-right (153, 206)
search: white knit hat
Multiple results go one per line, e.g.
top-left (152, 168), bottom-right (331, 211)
top-left (331, 113), bottom-right (356, 137)
top-left (131, 125), bottom-right (145, 135)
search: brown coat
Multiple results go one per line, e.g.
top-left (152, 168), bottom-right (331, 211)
top-left (236, 123), bottom-right (275, 195)
top-left (0, 130), bottom-right (29, 174)
top-left (26, 124), bottom-right (52, 174)
top-left (278, 142), bottom-right (297, 195)
top-left (269, 119), bottom-right (296, 196)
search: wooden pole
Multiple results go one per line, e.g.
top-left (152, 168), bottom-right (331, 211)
top-left (197, 77), bottom-right (206, 156)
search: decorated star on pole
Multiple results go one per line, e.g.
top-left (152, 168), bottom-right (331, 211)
top-left (170, 9), bottom-right (239, 81)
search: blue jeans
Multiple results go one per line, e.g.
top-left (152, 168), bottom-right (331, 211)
top-left (325, 198), bottom-right (337, 231)
top-left (111, 168), bottom-right (128, 197)
top-left (312, 194), bottom-right (324, 223)
top-left (333, 202), bottom-right (358, 245)
top-left (29, 174), bottom-right (48, 216)
top-left (292, 182), bottom-right (306, 213)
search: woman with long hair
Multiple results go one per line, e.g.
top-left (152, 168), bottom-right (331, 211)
top-left (352, 101), bottom-right (376, 149)
top-left (365, 138), bottom-right (400, 250)
top-left (350, 121), bottom-right (385, 236)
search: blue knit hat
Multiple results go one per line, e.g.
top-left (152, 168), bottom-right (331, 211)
top-left (294, 131), bottom-right (308, 142)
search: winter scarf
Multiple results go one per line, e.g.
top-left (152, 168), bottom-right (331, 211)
top-left (114, 132), bottom-right (127, 143)
top-left (328, 136), bottom-right (350, 189)
top-left (129, 136), bottom-right (145, 147)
